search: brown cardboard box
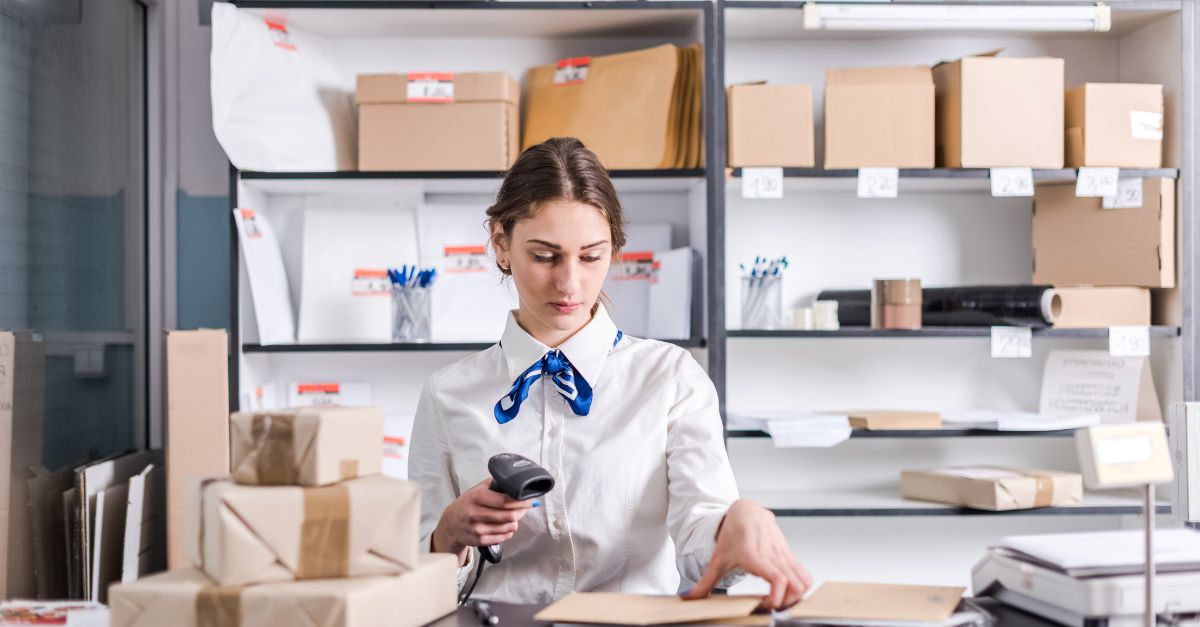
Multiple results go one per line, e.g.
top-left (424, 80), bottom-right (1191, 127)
top-left (1066, 83), bottom-right (1163, 168)
top-left (0, 332), bottom-right (45, 599)
top-left (824, 66), bottom-right (935, 169)
top-left (901, 467), bottom-right (1082, 511)
top-left (230, 406), bottom-right (384, 487)
top-left (933, 52), bottom-right (1064, 168)
top-left (357, 72), bottom-right (519, 171)
top-left (109, 555), bottom-right (457, 627)
top-left (1051, 287), bottom-right (1151, 328)
top-left (727, 83), bottom-right (814, 167)
top-left (185, 475), bottom-right (419, 586)
top-left (846, 410), bottom-right (941, 430)
top-left (523, 44), bottom-right (703, 170)
top-left (166, 330), bottom-right (229, 569)
top-left (1033, 178), bottom-right (1175, 288)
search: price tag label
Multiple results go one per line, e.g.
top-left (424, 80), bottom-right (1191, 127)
top-left (239, 208), bottom-right (263, 239)
top-left (1103, 178), bottom-right (1144, 209)
top-left (991, 326), bottom-right (1032, 359)
top-left (857, 168), bottom-right (899, 199)
top-left (1076, 167), bottom-right (1119, 198)
top-left (554, 57), bottom-right (591, 85)
top-left (443, 246), bottom-right (489, 274)
top-left (406, 73), bottom-right (454, 103)
top-left (742, 167), bottom-right (784, 199)
top-left (1131, 110), bottom-right (1164, 140)
top-left (990, 168), bottom-right (1034, 197)
top-left (352, 269), bottom-right (391, 296)
top-left (1109, 326), bottom-right (1151, 357)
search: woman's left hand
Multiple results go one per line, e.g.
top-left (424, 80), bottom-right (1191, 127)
top-left (681, 499), bottom-right (812, 611)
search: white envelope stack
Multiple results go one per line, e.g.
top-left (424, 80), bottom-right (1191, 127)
top-left (108, 406), bottom-right (457, 627)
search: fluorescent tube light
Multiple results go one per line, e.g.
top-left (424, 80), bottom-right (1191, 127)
top-left (803, 3), bottom-right (1112, 33)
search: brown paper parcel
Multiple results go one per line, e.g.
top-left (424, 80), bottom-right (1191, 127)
top-left (230, 406), bottom-right (384, 487)
top-left (108, 554), bottom-right (457, 627)
top-left (901, 467), bottom-right (1082, 511)
top-left (185, 475), bottom-right (419, 586)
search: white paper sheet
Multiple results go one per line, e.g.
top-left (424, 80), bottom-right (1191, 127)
top-left (604, 224), bottom-right (672, 337)
top-left (286, 381), bottom-right (372, 407)
top-left (382, 413), bottom-right (416, 481)
top-left (997, 529), bottom-right (1200, 572)
top-left (647, 248), bottom-right (694, 340)
top-left (940, 409), bottom-right (1101, 431)
top-left (234, 208), bottom-right (296, 345)
top-left (211, 3), bottom-right (356, 171)
top-left (727, 411), bottom-right (853, 448)
top-left (1039, 350), bottom-right (1162, 423)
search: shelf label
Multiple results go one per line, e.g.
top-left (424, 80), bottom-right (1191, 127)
top-left (443, 245), bottom-right (488, 274)
top-left (407, 72), bottom-right (454, 103)
top-left (990, 168), bottom-right (1034, 197)
top-left (1109, 326), bottom-right (1151, 357)
top-left (1131, 111), bottom-right (1164, 140)
top-left (1103, 178), bottom-right (1143, 210)
top-left (352, 269), bottom-right (391, 296)
top-left (991, 326), bottom-right (1032, 359)
top-left (239, 208), bottom-right (263, 240)
top-left (554, 57), bottom-right (590, 85)
top-left (857, 168), bottom-right (899, 199)
top-left (1076, 167), bottom-right (1119, 198)
top-left (742, 167), bottom-right (784, 199)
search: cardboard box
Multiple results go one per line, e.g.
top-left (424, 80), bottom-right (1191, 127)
top-left (901, 467), bottom-right (1083, 511)
top-left (523, 44), bottom-right (703, 170)
top-left (166, 330), bottom-right (229, 569)
top-left (1066, 83), bottom-right (1163, 168)
top-left (109, 554), bottom-right (457, 627)
top-left (1051, 287), bottom-right (1151, 328)
top-left (230, 406), bottom-right (384, 487)
top-left (824, 66), bottom-right (935, 169)
top-left (0, 332), bottom-right (45, 599)
top-left (727, 83), bottom-right (814, 167)
top-left (357, 72), bottom-right (519, 171)
top-left (1033, 178), bottom-right (1175, 288)
top-left (933, 52), bottom-right (1064, 168)
top-left (186, 475), bottom-right (419, 586)
top-left (846, 410), bottom-right (941, 430)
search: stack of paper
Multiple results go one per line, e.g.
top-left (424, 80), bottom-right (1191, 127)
top-left (523, 44), bottom-right (703, 169)
top-left (727, 411), bottom-right (852, 448)
top-left (995, 529), bottom-right (1200, 577)
top-left (941, 410), bottom-right (1100, 431)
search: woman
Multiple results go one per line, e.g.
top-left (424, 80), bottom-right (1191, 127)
top-left (408, 137), bottom-right (811, 610)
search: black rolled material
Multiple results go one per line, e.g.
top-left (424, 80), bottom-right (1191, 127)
top-left (816, 285), bottom-right (1058, 328)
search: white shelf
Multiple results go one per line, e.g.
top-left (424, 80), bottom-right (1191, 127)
top-left (742, 487), bottom-right (1171, 517)
top-left (239, 171), bottom-right (707, 197)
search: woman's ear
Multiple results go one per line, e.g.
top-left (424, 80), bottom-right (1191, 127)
top-left (490, 222), bottom-right (510, 265)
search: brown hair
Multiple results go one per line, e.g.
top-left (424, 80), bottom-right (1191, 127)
top-left (486, 137), bottom-right (627, 276)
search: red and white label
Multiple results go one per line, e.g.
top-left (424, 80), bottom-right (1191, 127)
top-left (407, 72), bottom-right (455, 103)
top-left (612, 251), bottom-right (657, 282)
top-left (264, 18), bottom-right (296, 51)
top-left (554, 57), bottom-right (590, 85)
top-left (352, 269), bottom-right (390, 296)
top-left (239, 208), bottom-right (263, 239)
top-left (444, 245), bottom-right (489, 274)
top-left (383, 436), bottom-right (407, 459)
top-left (296, 383), bottom-right (339, 405)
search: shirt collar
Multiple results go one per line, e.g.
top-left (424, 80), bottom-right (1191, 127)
top-left (500, 303), bottom-right (620, 386)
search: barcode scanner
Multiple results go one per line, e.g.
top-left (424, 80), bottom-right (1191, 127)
top-left (459, 453), bottom-right (555, 605)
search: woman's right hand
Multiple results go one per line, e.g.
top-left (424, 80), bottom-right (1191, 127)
top-left (431, 478), bottom-right (538, 564)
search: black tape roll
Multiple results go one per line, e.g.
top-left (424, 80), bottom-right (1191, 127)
top-left (816, 285), bottom-right (1059, 328)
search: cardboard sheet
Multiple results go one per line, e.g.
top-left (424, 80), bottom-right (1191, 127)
top-left (0, 331), bottom-right (45, 600)
top-left (789, 582), bottom-right (964, 623)
top-left (533, 592), bottom-right (761, 625)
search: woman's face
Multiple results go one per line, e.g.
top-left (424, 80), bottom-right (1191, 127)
top-left (494, 199), bottom-right (613, 343)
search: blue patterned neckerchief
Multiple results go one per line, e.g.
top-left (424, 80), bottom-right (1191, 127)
top-left (494, 331), bottom-right (623, 424)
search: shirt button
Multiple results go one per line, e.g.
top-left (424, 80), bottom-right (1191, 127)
top-left (548, 426), bottom-right (559, 438)
top-left (554, 518), bottom-right (566, 531)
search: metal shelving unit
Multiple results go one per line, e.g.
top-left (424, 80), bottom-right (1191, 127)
top-left (728, 326), bottom-right (1182, 339)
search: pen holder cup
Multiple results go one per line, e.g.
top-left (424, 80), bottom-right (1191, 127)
top-left (391, 286), bottom-right (433, 342)
top-left (742, 276), bottom-right (783, 330)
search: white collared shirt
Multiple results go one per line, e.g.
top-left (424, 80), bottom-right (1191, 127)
top-left (408, 304), bottom-right (742, 603)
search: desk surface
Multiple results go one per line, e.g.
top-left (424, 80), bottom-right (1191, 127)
top-left (425, 598), bottom-right (1061, 627)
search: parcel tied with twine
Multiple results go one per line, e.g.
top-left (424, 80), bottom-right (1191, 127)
top-left (229, 406), bottom-right (384, 487)
top-left (184, 475), bottom-right (420, 586)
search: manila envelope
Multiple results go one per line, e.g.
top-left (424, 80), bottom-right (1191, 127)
top-left (230, 405), bottom-right (384, 487)
top-left (789, 581), bottom-right (964, 623)
top-left (185, 475), bottom-right (419, 586)
top-left (534, 592), bottom-right (761, 625)
top-left (523, 45), bottom-right (680, 170)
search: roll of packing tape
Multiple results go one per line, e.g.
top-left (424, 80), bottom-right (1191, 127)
top-left (812, 300), bottom-right (839, 330)
top-left (872, 278), bottom-right (922, 330)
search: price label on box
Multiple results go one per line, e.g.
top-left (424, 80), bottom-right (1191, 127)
top-left (990, 168), bottom-right (1034, 197)
top-left (1103, 178), bottom-right (1144, 209)
top-left (1076, 167), bottom-right (1119, 198)
top-left (857, 168), bottom-right (899, 199)
top-left (406, 73), bottom-right (454, 103)
top-left (1131, 110), bottom-right (1164, 141)
top-left (991, 326), bottom-right (1032, 359)
top-left (742, 167), bottom-right (784, 199)
top-left (554, 57), bottom-right (591, 85)
top-left (1109, 326), bottom-right (1151, 357)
